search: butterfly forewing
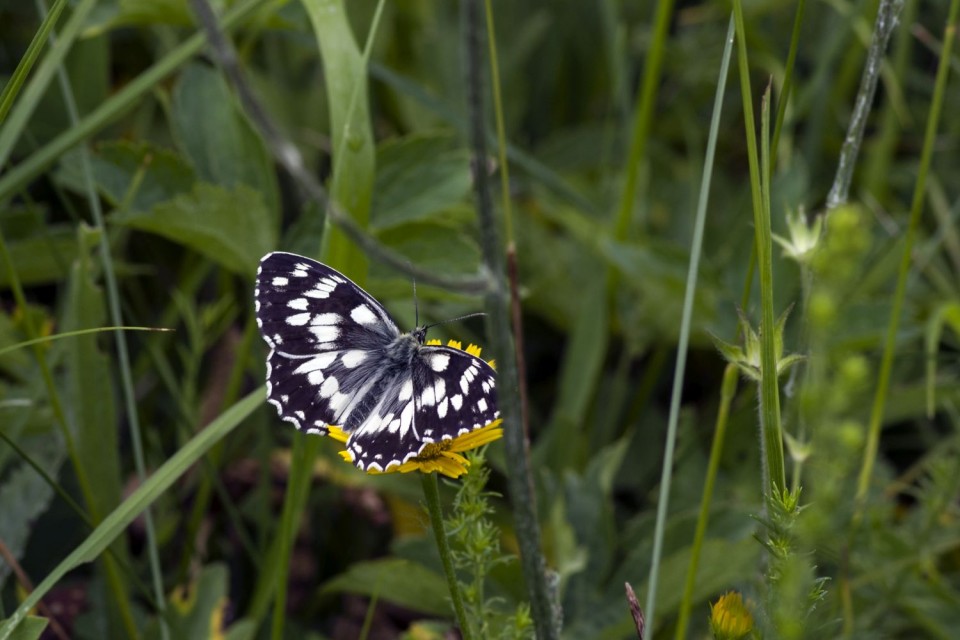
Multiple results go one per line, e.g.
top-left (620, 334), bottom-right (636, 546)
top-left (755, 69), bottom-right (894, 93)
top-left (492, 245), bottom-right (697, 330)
top-left (254, 252), bottom-right (499, 471)
top-left (255, 252), bottom-right (399, 435)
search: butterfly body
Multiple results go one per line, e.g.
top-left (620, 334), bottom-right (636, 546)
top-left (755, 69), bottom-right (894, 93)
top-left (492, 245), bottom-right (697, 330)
top-left (255, 252), bottom-right (499, 472)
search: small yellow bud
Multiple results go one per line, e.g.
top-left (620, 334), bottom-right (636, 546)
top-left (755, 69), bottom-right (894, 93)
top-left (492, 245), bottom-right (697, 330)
top-left (710, 591), bottom-right (754, 640)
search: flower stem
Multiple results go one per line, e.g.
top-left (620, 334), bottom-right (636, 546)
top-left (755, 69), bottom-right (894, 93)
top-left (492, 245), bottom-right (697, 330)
top-left (421, 473), bottom-right (473, 640)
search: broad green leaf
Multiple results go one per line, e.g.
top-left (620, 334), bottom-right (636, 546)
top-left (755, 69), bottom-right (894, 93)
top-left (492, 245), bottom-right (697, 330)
top-left (320, 558), bottom-right (451, 617)
top-left (60, 228), bottom-right (122, 523)
top-left (376, 222), bottom-right (481, 275)
top-left (0, 390), bottom-right (262, 640)
top-left (303, 0), bottom-right (375, 274)
top-left (371, 134), bottom-right (471, 231)
top-left (112, 182), bottom-right (276, 275)
top-left (171, 63), bottom-right (280, 221)
top-left (56, 141), bottom-right (195, 213)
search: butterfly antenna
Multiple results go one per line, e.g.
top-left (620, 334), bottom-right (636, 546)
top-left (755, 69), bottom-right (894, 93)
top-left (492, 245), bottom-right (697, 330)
top-left (413, 273), bottom-right (420, 328)
top-left (424, 312), bottom-right (487, 332)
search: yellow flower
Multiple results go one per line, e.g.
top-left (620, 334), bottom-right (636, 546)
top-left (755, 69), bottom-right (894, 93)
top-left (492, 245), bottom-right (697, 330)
top-left (328, 339), bottom-right (502, 479)
top-left (710, 591), bottom-right (753, 640)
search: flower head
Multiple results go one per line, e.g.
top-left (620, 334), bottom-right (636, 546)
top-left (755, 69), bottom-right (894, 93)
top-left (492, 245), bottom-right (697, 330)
top-left (329, 340), bottom-right (502, 479)
top-left (710, 591), bottom-right (754, 640)
top-left (774, 207), bottom-right (822, 264)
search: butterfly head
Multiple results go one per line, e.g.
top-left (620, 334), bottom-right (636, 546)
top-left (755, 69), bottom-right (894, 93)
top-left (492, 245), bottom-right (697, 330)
top-left (412, 325), bottom-right (429, 345)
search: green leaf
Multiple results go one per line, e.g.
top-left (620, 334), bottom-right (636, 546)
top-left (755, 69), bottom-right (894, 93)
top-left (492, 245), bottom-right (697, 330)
top-left (371, 134), bottom-right (472, 231)
top-left (59, 227), bottom-right (123, 523)
top-left (112, 182), bottom-right (276, 275)
top-left (376, 222), bottom-right (481, 275)
top-left (0, 225), bottom-right (77, 288)
top-left (171, 62), bottom-right (280, 220)
top-left (56, 141), bottom-right (195, 213)
top-left (320, 558), bottom-right (452, 617)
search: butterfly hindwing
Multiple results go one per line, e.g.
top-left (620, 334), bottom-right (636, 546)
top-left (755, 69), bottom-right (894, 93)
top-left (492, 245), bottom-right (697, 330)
top-left (346, 346), bottom-right (499, 471)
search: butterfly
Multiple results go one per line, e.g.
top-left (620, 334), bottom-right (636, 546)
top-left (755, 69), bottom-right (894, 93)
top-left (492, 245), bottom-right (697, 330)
top-left (254, 252), bottom-right (499, 472)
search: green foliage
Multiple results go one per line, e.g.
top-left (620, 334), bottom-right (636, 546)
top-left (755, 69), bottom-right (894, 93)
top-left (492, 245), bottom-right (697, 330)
top-left (1, 0), bottom-right (959, 638)
top-left (445, 452), bottom-right (534, 639)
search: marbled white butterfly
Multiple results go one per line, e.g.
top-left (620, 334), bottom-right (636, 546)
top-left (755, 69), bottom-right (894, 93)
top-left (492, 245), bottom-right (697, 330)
top-left (255, 252), bottom-right (499, 472)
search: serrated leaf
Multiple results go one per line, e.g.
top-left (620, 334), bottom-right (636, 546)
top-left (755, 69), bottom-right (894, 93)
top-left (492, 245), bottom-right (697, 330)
top-left (172, 63), bottom-right (280, 220)
top-left (113, 182), bottom-right (276, 275)
top-left (56, 141), bottom-right (195, 213)
top-left (371, 134), bottom-right (471, 231)
top-left (320, 558), bottom-right (451, 617)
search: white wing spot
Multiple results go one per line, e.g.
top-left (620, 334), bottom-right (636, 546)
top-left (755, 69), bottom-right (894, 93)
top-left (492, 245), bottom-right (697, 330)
top-left (451, 394), bottom-right (463, 411)
top-left (477, 398), bottom-right (488, 413)
top-left (429, 354), bottom-right (450, 372)
top-left (351, 305), bottom-right (378, 325)
top-left (312, 313), bottom-right (340, 325)
top-left (420, 385), bottom-right (436, 407)
top-left (294, 353), bottom-right (337, 374)
top-left (399, 401), bottom-right (415, 437)
top-left (308, 370), bottom-right (324, 385)
top-left (319, 376), bottom-right (339, 398)
top-left (398, 379), bottom-right (413, 402)
top-left (291, 268), bottom-right (308, 278)
top-left (329, 392), bottom-right (349, 415)
top-left (271, 276), bottom-right (289, 286)
top-left (310, 325), bottom-right (340, 343)
top-left (286, 313), bottom-right (311, 326)
top-left (341, 350), bottom-right (367, 368)
top-left (438, 398), bottom-right (449, 419)
top-left (287, 298), bottom-right (308, 310)
top-left (434, 379), bottom-right (446, 400)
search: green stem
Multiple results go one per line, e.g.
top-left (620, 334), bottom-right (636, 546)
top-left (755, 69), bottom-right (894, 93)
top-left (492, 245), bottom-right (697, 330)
top-left (825, 0), bottom-right (905, 210)
top-left (733, 0), bottom-right (786, 496)
top-left (675, 364), bottom-right (739, 639)
top-left (461, 0), bottom-right (558, 637)
top-left (769, 0), bottom-right (806, 172)
top-left (421, 473), bottom-right (473, 640)
top-left (0, 0), bottom-right (69, 124)
top-left (611, 0), bottom-right (677, 241)
top-left (482, 0), bottom-right (513, 244)
top-left (855, 0), bottom-right (960, 506)
top-left (647, 14), bottom-right (735, 632)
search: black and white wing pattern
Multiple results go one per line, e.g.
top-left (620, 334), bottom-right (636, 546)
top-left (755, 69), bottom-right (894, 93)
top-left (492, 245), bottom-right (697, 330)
top-left (254, 252), bottom-right (499, 472)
